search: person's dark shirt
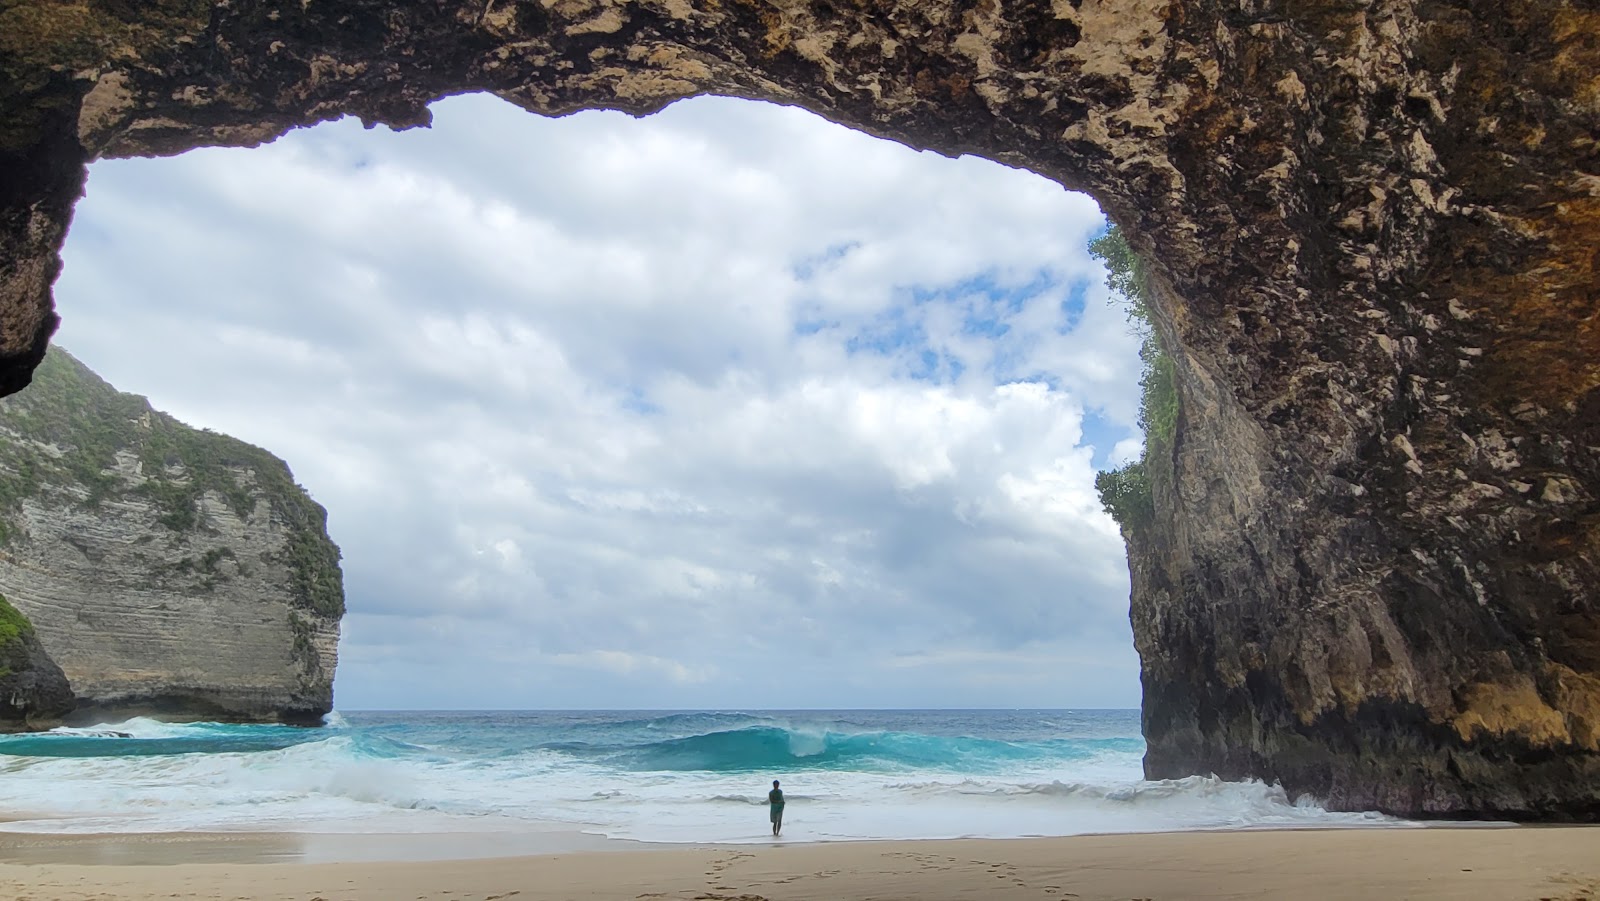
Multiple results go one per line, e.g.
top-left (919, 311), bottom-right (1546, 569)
top-left (768, 788), bottom-right (785, 807)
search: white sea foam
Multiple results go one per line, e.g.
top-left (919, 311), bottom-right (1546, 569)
top-left (41, 716), bottom-right (201, 740)
top-left (0, 713), bottom-right (1410, 841)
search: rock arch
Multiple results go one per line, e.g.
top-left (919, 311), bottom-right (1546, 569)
top-left (1, 0), bottom-right (1597, 817)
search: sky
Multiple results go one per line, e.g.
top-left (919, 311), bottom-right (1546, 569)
top-left (49, 93), bottom-right (1145, 710)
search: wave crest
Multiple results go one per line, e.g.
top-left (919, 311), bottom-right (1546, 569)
top-left (545, 724), bottom-right (1141, 773)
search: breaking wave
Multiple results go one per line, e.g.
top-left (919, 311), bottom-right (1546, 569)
top-left (0, 710), bottom-right (1406, 841)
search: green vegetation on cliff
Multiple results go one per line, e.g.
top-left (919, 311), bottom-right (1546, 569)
top-left (0, 591), bottom-right (32, 647)
top-left (1092, 225), bottom-right (1178, 533)
top-left (0, 591), bottom-right (34, 677)
top-left (0, 350), bottom-right (343, 617)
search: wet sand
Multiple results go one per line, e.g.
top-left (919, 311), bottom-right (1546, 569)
top-left (2, 827), bottom-right (1599, 900)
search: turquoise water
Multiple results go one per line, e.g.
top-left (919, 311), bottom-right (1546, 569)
top-left (0, 710), bottom-right (1399, 841)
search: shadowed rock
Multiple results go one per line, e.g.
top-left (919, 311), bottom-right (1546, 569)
top-left (0, 591), bottom-right (74, 731)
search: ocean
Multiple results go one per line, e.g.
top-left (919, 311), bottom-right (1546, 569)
top-left (0, 710), bottom-right (1402, 842)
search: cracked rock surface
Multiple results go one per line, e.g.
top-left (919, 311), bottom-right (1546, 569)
top-left (0, 0), bottom-right (1596, 815)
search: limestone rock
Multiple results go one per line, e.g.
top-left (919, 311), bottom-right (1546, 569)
top-left (0, 349), bottom-right (342, 724)
top-left (0, 591), bottom-right (74, 731)
top-left (0, 0), bottom-right (1595, 815)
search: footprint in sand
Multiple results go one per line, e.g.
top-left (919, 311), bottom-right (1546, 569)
top-left (885, 851), bottom-right (959, 871)
top-left (706, 850), bottom-right (755, 877)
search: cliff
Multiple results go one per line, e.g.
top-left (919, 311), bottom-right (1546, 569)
top-left (0, 590), bottom-right (73, 731)
top-left (0, 0), bottom-right (1594, 814)
top-left (0, 348), bottom-right (342, 724)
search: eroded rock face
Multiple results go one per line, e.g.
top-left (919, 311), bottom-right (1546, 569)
top-left (0, 0), bottom-right (1595, 815)
top-left (0, 349), bottom-right (342, 725)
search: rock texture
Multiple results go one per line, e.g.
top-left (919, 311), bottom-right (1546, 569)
top-left (0, 590), bottom-right (74, 731)
top-left (0, 0), bottom-right (1595, 815)
top-left (0, 348), bottom-right (342, 724)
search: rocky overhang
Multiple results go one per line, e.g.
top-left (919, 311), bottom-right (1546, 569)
top-left (0, 0), bottom-right (1594, 814)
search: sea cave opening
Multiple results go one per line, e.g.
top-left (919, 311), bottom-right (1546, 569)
top-left (2, 0), bottom-right (1595, 840)
top-left (38, 93), bottom-right (1150, 713)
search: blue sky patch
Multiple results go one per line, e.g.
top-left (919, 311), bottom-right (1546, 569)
top-left (791, 241), bottom-right (861, 281)
top-left (1081, 409), bottom-right (1138, 470)
top-left (1057, 277), bottom-right (1093, 334)
top-left (618, 385), bottom-right (661, 416)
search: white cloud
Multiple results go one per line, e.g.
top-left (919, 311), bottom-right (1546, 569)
top-left (549, 650), bottom-right (717, 685)
top-left (51, 94), bottom-right (1144, 709)
top-left (1110, 437), bottom-right (1146, 467)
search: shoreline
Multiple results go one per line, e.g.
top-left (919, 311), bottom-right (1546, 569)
top-left (1, 828), bottom-right (1597, 900)
top-left (0, 816), bottom-right (1534, 868)
top-left (0, 827), bottom-right (636, 866)
top-left (0, 819), bottom-right (1448, 867)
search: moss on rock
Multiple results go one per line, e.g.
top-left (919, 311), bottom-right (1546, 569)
top-left (0, 590), bottom-right (74, 723)
top-left (0, 589), bottom-right (33, 659)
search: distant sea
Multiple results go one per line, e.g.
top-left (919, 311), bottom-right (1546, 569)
top-left (0, 710), bottom-right (1402, 842)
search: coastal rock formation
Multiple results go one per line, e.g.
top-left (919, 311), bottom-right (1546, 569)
top-left (0, 591), bottom-right (74, 731)
top-left (0, 1), bottom-right (1595, 814)
top-left (0, 349), bottom-right (342, 724)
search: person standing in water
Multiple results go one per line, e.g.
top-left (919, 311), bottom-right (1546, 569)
top-left (767, 779), bottom-right (785, 836)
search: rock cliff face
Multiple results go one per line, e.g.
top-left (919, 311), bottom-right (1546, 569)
top-left (0, 349), bottom-right (342, 724)
top-left (0, 0), bottom-right (1595, 814)
top-left (0, 590), bottom-right (74, 731)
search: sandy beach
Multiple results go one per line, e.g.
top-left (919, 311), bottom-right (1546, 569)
top-left (2, 828), bottom-right (1598, 900)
